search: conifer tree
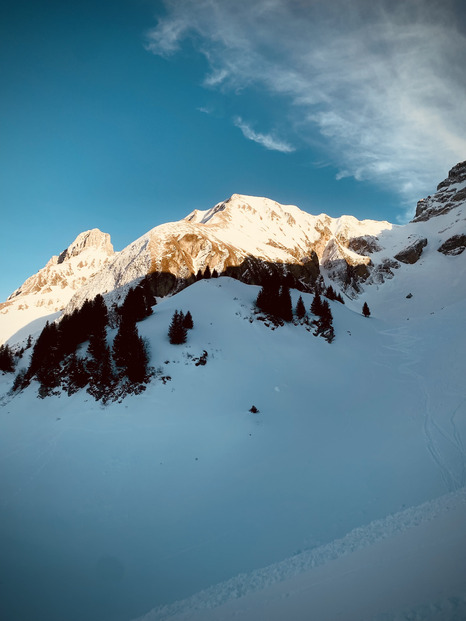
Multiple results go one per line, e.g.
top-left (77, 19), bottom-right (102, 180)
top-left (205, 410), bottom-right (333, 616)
top-left (255, 277), bottom-right (280, 316)
top-left (168, 310), bottom-right (188, 344)
top-left (312, 299), bottom-right (335, 343)
top-left (204, 266), bottom-right (211, 279)
top-left (278, 285), bottom-right (293, 322)
top-left (212, 269), bottom-right (219, 278)
top-left (182, 310), bottom-right (194, 330)
top-left (34, 322), bottom-right (62, 397)
top-left (310, 291), bottom-right (323, 316)
top-left (0, 343), bottom-right (15, 373)
top-left (64, 353), bottom-right (89, 395)
top-left (27, 321), bottom-right (62, 385)
top-left (120, 284), bottom-right (154, 324)
top-left (295, 295), bottom-right (306, 320)
top-left (81, 296), bottom-right (114, 398)
top-left (91, 294), bottom-right (108, 332)
top-left (362, 302), bottom-right (371, 317)
top-left (113, 316), bottom-right (149, 383)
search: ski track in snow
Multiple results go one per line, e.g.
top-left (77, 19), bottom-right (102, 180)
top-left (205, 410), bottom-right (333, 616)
top-left (381, 326), bottom-right (466, 493)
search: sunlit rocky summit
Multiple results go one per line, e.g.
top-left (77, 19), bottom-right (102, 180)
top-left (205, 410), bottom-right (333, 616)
top-left (1, 161), bottom-right (465, 347)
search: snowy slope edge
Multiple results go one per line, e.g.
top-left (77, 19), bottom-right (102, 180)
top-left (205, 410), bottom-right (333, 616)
top-left (134, 486), bottom-right (466, 621)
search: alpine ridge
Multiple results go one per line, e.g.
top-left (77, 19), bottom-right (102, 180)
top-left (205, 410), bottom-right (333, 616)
top-left (0, 228), bottom-right (115, 345)
top-left (1, 161), bottom-right (465, 347)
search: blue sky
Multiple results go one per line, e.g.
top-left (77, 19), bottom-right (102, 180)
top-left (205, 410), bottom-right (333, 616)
top-left (1, 0), bottom-right (465, 302)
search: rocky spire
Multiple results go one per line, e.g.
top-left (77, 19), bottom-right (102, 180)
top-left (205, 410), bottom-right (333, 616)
top-left (57, 229), bottom-right (114, 264)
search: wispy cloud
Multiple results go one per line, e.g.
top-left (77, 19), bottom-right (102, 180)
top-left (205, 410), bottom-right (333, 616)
top-left (146, 0), bottom-right (466, 214)
top-left (233, 117), bottom-right (295, 153)
top-left (197, 106), bottom-right (213, 115)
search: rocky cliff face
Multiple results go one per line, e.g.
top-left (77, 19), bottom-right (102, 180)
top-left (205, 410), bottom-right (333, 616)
top-left (413, 161), bottom-right (466, 223)
top-left (0, 229), bottom-right (115, 343)
top-left (64, 195), bottom-right (393, 312)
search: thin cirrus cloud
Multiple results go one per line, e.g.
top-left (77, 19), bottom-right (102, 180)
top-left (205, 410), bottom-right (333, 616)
top-left (233, 117), bottom-right (295, 153)
top-left (145, 0), bottom-right (466, 213)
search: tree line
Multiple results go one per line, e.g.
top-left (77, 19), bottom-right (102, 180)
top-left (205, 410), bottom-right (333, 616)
top-left (13, 278), bottom-right (156, 401)
top-left (254, 277), bottom-right (345, 343)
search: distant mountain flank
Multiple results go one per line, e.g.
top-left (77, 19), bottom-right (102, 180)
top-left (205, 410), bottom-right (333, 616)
top-left (1, 160), bottom-right (465, 347)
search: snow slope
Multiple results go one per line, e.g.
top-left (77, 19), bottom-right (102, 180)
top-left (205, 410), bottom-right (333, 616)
top-left (135, 488), bottom-right (466, 621)
top-left (1, 277), bottom-right (465, 621)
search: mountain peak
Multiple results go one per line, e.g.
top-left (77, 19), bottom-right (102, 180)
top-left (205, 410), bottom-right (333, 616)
top-left (0, 228), bottom-right (116, 345)
top-left (57, 228), bottom-right (114, 264)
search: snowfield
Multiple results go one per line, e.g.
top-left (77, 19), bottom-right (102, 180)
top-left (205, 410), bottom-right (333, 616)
top-left (1, 273), bottom-right (465, 621)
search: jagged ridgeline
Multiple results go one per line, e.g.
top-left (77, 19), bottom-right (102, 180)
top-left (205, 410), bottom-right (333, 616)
top-left (1, 160), bottom-right (465, 402)
top-left (2, 162), bottom-right (465, 350)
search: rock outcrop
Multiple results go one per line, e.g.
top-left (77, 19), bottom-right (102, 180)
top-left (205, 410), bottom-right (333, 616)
top-left (394, 238), bottom-right (428, 264)
top-left (64, 196), bottom-right (392, 312)
top-left (413, 161), bottom-right (466, 222)
top-left (437, 234), bottom-right (466, 256)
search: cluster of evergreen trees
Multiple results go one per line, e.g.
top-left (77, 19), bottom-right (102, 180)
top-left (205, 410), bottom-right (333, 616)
top-left (255, 278), bottom-right (293, 322)
top-left (168, 310), bottom-right (193, 344)
top-left (195, 266), bottom-right (219, 280)
top-left (254, 276), bottom-right (339, 342)
top-left (310, 292), bottom-right (335, 343)
top-left (15, 279), bottom-right (155, 401)
top-left (325, 285), bottom-right (345, 304)
top-left (0, 343), bottom-right (15, 373)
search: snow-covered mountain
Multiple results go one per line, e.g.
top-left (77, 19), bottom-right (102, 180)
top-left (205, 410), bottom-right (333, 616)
top-left (0, 229), bottom-right (115, 345)
top-left (2, 160), bottom-right (465, 349)
top-left (0, 162), bottom-right (465, 621)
